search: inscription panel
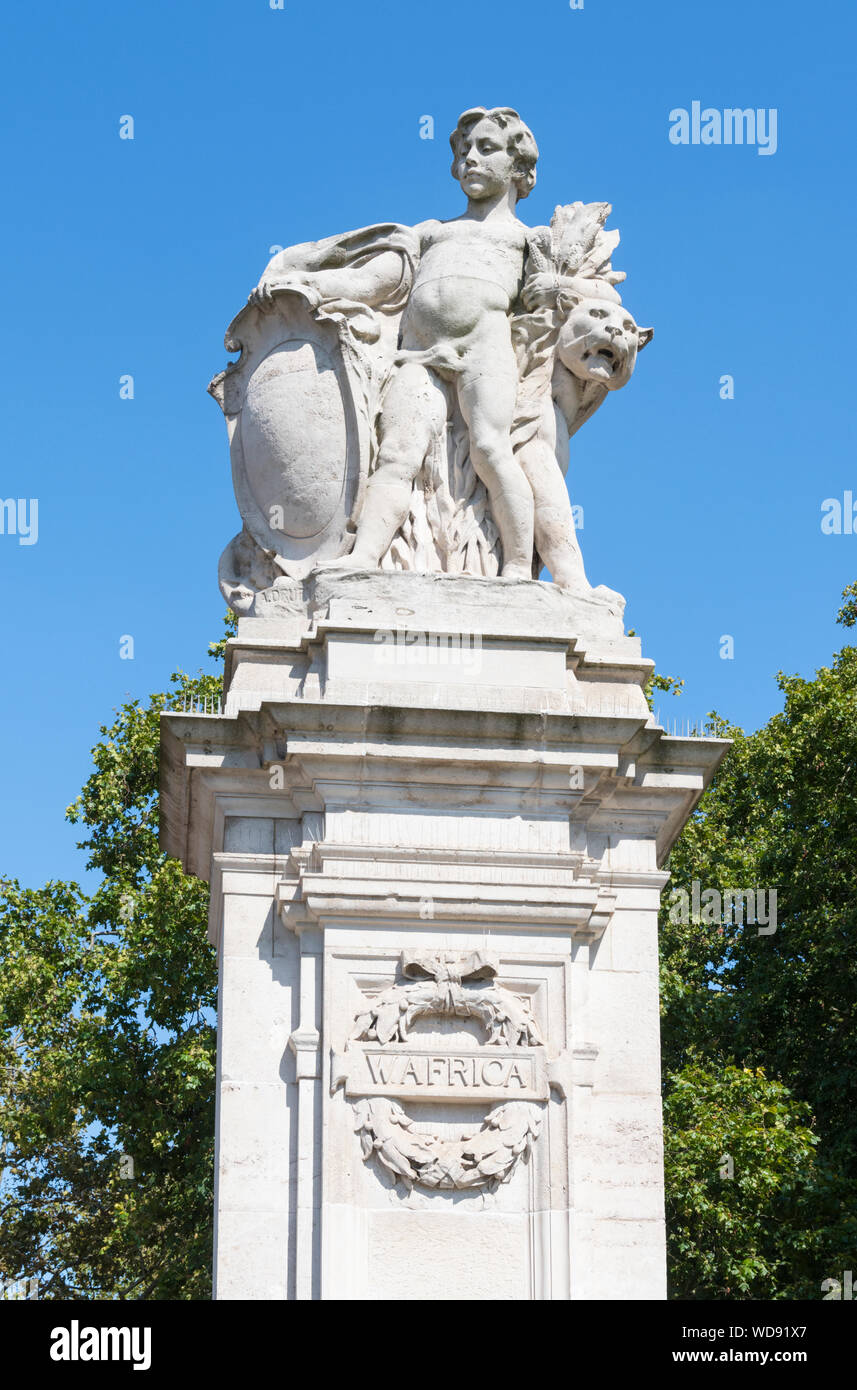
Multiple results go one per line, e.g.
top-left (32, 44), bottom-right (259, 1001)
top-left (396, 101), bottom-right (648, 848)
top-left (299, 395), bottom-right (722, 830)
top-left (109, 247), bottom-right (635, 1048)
top-left (337, 1043), bottom-right (549, 1103)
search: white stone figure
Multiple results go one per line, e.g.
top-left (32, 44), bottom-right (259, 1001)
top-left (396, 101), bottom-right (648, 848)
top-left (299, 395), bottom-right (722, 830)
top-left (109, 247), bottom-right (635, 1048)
top-left (211, 107), bottom-right (651, 611)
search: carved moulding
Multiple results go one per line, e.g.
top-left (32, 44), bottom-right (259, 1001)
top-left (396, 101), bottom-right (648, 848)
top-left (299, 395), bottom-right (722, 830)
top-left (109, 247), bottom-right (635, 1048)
top-left (332, 950), bottom-right (555, 1194)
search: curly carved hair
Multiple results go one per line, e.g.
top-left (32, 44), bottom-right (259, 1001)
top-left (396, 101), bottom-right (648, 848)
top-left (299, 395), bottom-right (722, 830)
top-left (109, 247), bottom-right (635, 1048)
top-left (449, 106), bottom-right (538, 201)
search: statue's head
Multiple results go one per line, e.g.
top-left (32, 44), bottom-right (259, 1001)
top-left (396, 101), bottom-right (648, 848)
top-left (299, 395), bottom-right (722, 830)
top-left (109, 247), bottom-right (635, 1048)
top-left (557, 298), bottom-right (653, 389)
top-left (449, 107), bottom-right (538, 202)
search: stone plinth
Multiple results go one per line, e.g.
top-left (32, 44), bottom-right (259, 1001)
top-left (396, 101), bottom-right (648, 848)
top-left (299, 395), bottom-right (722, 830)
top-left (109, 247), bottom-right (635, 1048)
top-left (160, 571), bottom-right (727, 1300)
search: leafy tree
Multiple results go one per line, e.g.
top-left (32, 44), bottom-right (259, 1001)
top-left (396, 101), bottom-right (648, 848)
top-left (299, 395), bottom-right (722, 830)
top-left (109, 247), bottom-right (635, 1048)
top-left (661, 583), bottom-right (857, 1297)
top-left (664, 1064), bottom-right (817, 1299)
top-left (0, 637), bottom-right (228, 1299)
top-left (837, 580), bottom-right (857, 627)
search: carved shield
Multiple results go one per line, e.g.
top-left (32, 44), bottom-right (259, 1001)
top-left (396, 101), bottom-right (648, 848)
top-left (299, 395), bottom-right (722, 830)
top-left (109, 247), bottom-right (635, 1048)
top-left (209, 290), bottom-right (372, 580)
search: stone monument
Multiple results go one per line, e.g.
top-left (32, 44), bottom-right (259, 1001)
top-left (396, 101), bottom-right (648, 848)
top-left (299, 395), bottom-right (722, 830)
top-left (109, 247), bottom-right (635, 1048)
top-left (160, 107), bottom-right (727, 1300)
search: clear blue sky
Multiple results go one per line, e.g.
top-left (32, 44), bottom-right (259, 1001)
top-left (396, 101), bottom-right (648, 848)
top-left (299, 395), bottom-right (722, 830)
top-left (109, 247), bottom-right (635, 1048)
top-left (1, 0), bottom-right (855, 888)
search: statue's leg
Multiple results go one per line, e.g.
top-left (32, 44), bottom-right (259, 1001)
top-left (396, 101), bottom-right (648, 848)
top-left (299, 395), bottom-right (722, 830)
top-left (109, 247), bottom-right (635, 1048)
top-left (517, 435), bottom-right (588, 590)
top-left (346, 363), bottom-right (445, 568)
top-left (457, 353), bottom-right (534, 580)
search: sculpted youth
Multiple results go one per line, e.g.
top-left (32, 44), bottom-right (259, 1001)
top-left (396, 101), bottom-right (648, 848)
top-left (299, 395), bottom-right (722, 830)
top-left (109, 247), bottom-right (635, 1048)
top-left (213, 105), bottom-right (651, 610)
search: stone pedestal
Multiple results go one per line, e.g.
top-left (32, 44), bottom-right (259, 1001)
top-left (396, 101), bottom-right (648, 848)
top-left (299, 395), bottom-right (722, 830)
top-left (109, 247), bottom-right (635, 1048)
top-left (160, 571), bottom-right (727, 1301)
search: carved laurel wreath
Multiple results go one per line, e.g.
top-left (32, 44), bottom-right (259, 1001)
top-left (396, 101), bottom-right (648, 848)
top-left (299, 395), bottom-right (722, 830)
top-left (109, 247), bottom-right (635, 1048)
top-left (353, 1097), bottom-right (541, 1193)
top-left (349, 951), bottom-right (544, 1193)
top-left (352, 949), bottom-right (543, 1049)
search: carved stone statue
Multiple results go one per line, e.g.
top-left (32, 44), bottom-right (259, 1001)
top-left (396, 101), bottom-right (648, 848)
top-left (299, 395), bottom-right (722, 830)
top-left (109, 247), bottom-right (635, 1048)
top-left (210, 106), bottom-right (651, 614)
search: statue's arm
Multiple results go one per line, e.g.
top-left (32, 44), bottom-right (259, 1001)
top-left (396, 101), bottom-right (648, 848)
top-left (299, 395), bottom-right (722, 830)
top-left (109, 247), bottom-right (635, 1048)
top-left (260, 252), bottom-right (406, 307)
top-left (556, 273), bottom-right (621, 305)
top-left (522, 271), bottom-right (621, 312)
top-left (521, 224), bottom-right (624, 311)
top-left (250, 224), bottom-right (422, 312)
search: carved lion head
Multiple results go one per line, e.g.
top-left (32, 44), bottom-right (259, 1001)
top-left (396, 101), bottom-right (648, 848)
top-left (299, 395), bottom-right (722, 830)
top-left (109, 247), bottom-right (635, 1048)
top-left (557, 298), bottom-right (653, 389)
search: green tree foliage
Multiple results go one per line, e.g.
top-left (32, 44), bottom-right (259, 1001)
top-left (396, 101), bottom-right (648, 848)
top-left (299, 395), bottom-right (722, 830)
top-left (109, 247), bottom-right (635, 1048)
top-left (837, 580), bottom-right (857, 628)
top-left (661, 584), bottom-right (857, 1297)
top-left (664, 1065), bottom-right (817, 1298)
top-left (0, 633), bottom-right (230, 1299)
